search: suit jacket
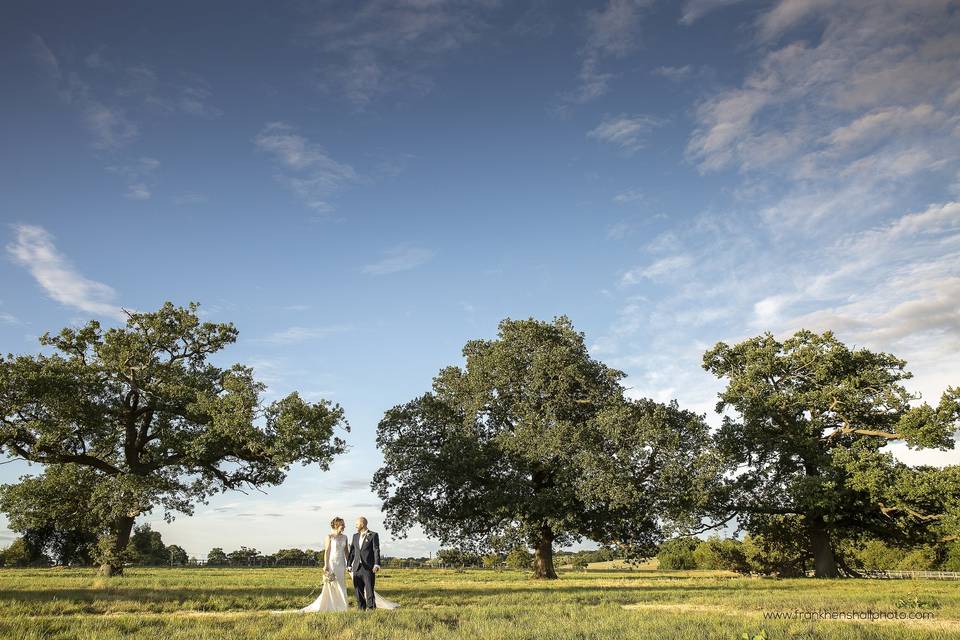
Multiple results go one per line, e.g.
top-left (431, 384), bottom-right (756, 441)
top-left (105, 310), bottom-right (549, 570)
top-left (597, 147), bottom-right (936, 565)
top-left (348, 530), bottom-right (381, 571)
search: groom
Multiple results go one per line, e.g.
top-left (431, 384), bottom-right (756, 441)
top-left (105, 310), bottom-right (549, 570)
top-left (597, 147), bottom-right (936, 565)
top-left (347, 516), bottom-right (381, 610)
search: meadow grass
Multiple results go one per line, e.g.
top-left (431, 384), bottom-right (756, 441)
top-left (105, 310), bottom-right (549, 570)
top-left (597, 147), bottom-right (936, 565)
top-left (1, 566), bottom-right (958, 639)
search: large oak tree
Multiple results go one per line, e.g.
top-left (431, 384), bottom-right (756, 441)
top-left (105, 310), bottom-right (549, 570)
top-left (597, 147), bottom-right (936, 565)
top-left (703, 330), bottom-right (959, 577)
top-left (0, 302), bottom-right (348, 575)
top-left (373, 316), bottom-right (720, 578)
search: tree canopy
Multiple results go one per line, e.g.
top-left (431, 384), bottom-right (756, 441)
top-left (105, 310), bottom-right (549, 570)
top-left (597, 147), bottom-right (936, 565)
top-left (0, 463), bottom-right (101, 566)
top-left (373, 316), bottom-right (720, 578)
top-left (703, 329), bottom-right (960, 577)
top-left (0, 302), bottom-right (349, 575)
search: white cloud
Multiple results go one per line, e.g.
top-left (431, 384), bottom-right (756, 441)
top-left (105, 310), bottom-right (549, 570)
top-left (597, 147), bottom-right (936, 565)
top-left (563, 0), bottom-right (653, 107)
top-left (29, 39), bottom-right (220, 151)
top-left (588, 114), bottom-right (662, 153)
top-left (752, 294), bottom-right (792, 328)
top-left (109, 157), bottom-right (160, 200)
top-left (6, 225), bottom-right (125, 319)
top-left (259, 325), bottom-right (352, 345)
top-left (362, 245), bottom-right (434, 275)
top-left (28, 34), bottom-right (61, 82)
top-left (687, 2), bottom-right (960, 182)
top-left (116, 64), bottom-right (223, 118)
top-left (652, 64), bottom-right (694, 80)
top-left (172, 192), bottom-right (208, 206)
top-left (823, 104), bottom-right (947, 150)
top-left (613, 188), bottom-right (644, 204)
top-left (679, 0), bottom-right (749, 25)
top-left (621, 254), bottom-right (693, 284)
top-left (254, 122), bottom-right (357, 212)
top-left (307, 0), bottom-right (499, 107)
top-left (684, 0), bottom-right (960, 243)
top-left (756, 0), bottom-right (834, 42)
top-left (124, 183), bottom-right (151, 200)
top-left (81, 99), bottom-right (140, 150)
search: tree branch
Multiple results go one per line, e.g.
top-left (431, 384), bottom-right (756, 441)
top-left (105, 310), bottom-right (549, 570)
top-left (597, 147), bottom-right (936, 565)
top-left (7, 442), bottom-right (121, 475)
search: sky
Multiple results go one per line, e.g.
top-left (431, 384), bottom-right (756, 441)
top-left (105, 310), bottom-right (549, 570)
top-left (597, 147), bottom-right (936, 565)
top-left (1, 0), bottom-right (959, 559)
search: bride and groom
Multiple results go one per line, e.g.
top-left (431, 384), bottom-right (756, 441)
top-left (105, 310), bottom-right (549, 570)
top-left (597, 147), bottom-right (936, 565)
top-left (300, 516), bottom-right (399, 612)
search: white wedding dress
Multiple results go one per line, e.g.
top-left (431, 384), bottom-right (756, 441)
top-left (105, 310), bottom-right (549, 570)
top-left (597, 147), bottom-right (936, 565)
top-left (301, 533), bottom-right (349, 612)
top-left (300, 533), bottom-right (400, 612)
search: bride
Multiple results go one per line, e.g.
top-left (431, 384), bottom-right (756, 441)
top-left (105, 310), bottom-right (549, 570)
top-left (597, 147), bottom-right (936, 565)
top-left (300, 517), bottom-right (399, 612)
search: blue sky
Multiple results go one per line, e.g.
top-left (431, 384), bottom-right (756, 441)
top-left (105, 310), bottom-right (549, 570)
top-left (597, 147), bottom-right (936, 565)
top-left (1, 0), bottom-right (958, 558)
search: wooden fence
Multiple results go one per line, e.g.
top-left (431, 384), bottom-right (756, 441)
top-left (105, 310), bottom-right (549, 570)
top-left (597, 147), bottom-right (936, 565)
top-left (804, 569), bottom-right (960, 580)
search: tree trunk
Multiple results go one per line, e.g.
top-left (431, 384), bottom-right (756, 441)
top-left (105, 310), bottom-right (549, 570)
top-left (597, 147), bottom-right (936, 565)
top-left (98, 515), bottom-right (135, 577)
top-left (532, 526), bottom-right (558, 579)
top-left (810, 517), bottom-right (838, 578)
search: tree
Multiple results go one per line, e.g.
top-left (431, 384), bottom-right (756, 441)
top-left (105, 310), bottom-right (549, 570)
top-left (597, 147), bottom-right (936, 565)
top-left (207, 547), bottom-right (227, 566)
top-left (227, 546), bottom-right (260, 565)
top-left (0, 302), bottom-right (349, 576)
top-left (693, 537), bottom-right (749, 573)
top-left (481, 554), bottom-right (502, 569)
top-left (742, 530), bottom-right (809, 577)
top-left (656, 537), bottom-right (698, 570)
top-left (942, 542), bottom-right (960, 571)
top-left (129, 524), bottom-right (168, 565)
top-left (374, 316), bottom-right (720, 579)
top-left (703, 330), bottom-right (960, 577)
top-left (167, 544), bottom-right (188, 566)
top-left (505, 546), bottom-right (533, 570)
top-left (0, 537), bottom-right (48, 567)
top-left (274, 548), bottom-right (321, 565)
top-left (897, 546), bottom-right (939, 570)
top-left (0, 464), bottom-right (101, 565)
top-left (854, 539), bottom-right (906, 570)
top-left (436, 547), bottom-right (481, 567)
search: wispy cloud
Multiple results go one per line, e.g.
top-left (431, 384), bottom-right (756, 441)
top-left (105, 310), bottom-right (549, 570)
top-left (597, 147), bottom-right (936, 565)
top-left (28, 33), bottom-right (60, 81)
top-left (254, 122), bottom-right (356, 213)
top-left (652, 64), bottom-right (694, 81)
top-left (6, 224), bottom-right (125, 319)
top-left (124, 184), bottom-right (151, 200)
top-left (27, 34), bottom-right (219, 205)
top-left (259, 325), bottom-right (351, 345)
top-left (30, 38), bottom-right (137, 150)
top-left (561, 0), bottom-right (653, 108)
top-left (613, 188), bottom-right (644, 204)
top-left (679, 0), bottom-right (749, 25)
top-left (78, 91), bottom-right (140, 150)
top-left (339, 479), bottom-right (371, 491)
top-left (362, 245), bottom-right (434, 275)
top-left (686, 0), bottom-right (960, 200)
top-left (588, 114), bottom-right (663, 153)
top-left (171, 192), bottom-right (208, 206)
top-left (305, 1), bottom-right (500, 108)
top-left (116, 65), bottom-right (223, 118)
top-left (621, 254), bottom-right (693, 284)
top-left (108, 157), bottom-right (160, 201)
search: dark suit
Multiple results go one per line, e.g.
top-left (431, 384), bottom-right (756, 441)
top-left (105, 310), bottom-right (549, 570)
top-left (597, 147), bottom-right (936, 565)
top-left (347, 530), bottom-right (381, 609)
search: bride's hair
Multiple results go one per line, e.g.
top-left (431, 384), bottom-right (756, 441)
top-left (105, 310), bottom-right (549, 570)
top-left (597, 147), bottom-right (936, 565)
top-left (330, 517), bottom-right (345, 530)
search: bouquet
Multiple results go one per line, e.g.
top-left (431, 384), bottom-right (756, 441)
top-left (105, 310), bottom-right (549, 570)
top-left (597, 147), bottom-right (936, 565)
top-left (323, 568), bottom-right (337, 585)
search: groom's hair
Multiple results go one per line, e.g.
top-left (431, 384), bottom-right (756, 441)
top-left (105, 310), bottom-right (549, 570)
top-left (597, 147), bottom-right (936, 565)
top-left (357, 516), bottom-right (368, 527)
top-left (330, 517), bottom-right (345, 529)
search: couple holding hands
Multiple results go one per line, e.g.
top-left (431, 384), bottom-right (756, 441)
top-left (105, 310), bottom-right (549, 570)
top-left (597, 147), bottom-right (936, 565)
top-left (300, 516), bottom-right (399, 612)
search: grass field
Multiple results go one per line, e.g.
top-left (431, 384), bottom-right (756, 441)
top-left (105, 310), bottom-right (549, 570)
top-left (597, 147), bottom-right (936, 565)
top-left (2, 567), bottom-right (959, 639)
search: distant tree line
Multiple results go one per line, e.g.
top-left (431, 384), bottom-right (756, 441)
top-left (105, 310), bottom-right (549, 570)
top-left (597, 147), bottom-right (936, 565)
top-left (0, 523), bottom-right (326, 568)
top-left (656, 536), bottom-right (960, 576)
top-left (431, 546), bottom-right (621, 571)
